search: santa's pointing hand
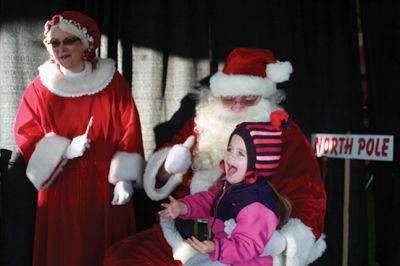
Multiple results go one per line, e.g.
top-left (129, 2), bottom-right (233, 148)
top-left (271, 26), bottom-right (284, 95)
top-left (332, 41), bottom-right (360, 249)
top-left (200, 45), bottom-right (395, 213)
top-left (164, 135), bottom-right (195, 175)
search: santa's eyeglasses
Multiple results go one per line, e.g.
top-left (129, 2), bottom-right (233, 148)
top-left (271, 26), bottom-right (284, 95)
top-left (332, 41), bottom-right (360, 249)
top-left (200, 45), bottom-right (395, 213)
top-left (49, 36), bottom-right (81, 48)
top-left (220, 96), bottom-right (261, 107)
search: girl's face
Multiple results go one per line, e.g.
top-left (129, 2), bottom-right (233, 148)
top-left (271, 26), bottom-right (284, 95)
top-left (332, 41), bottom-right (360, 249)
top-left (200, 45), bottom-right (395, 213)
top-left (50, 28), bottom-right (86, 72)
top-left (224, 134), bottom-right (248, 184)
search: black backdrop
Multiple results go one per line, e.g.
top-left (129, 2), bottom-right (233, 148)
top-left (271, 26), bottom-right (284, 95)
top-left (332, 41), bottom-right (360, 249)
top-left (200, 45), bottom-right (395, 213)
top-left (360, 1), bottom-right (400, 265)
top-left (0, 0), bottom-right (398, 265)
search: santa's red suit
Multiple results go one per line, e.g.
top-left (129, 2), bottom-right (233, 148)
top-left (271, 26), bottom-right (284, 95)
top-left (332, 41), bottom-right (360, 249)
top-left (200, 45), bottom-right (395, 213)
top-left (104, 47), bottom-right (327, 265)
top-left (104, 96), bottom-right (326, 266)
top-left (14, 58), bottom-right (144, 266)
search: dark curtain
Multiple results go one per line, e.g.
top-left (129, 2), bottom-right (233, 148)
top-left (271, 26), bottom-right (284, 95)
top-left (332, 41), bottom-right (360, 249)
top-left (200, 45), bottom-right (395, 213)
top-left (360, 1), bottom-right (400, 265)
top-left (210, 0), bottom-right (363, 134)
top-left (1, 0), bottom-right (367, 265)
top-left (0, 151), bottom-right (37, 266)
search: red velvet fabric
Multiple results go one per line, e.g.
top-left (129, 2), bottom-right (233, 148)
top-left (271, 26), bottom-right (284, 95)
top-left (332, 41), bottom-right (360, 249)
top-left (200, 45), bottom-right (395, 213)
top-left (271, 122), bottom-right (326, 238)
top-left (104, 224), bottom-right (183, 266)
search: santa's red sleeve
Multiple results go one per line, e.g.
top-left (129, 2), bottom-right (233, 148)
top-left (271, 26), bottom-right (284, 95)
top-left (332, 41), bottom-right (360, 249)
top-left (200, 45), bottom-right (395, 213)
top-left (107, 72), bottom-right (145, 186)
top-left (14, 80), bottom-right (70, 190)
top-left (271, 122), bottom-right (327, 265)
top-left (143, 116), bottom-right (196, 201)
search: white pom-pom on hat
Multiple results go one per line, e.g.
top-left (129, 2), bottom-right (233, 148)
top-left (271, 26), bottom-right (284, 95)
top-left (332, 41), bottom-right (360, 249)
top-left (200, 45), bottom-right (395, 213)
top-left (266, 61), bottom-right (293, 83)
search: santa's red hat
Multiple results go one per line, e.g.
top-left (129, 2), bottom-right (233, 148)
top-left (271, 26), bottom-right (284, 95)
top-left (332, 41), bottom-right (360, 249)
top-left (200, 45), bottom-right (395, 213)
top-left (43, 11), bottom-right (100, 60)
top-left (210, 48), bottom-right (293, 97)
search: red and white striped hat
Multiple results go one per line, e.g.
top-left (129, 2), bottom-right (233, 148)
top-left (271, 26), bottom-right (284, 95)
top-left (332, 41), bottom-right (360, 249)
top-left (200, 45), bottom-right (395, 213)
top-left (228, 110), bottom-right (290, 183)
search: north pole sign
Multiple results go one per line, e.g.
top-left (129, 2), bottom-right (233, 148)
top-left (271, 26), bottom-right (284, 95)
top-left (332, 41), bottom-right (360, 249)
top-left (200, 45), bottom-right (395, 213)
top-left (312, 134), bottom-right (394, 161)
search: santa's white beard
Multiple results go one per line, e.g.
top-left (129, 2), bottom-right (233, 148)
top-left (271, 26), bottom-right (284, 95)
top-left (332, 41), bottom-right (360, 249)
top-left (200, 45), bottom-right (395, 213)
top-left (192, 90), bottom-right (282, 171)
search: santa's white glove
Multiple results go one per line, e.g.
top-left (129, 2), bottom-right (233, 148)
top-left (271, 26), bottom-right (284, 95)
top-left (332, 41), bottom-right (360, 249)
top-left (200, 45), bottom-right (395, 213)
top-left (224, 218), bottom-right (236, 238)
top-left (63, 134), bottom-right (91, 159)
top-left (164, 136), bottom-right (195, 175)
top-left (261, 230), bottom-right (287, 256)
top-left (112, 180), bottom-right (134, 205)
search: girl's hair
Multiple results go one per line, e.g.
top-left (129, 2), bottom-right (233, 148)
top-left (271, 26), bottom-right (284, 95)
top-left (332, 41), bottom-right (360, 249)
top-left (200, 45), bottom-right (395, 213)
top-left (268, 181), bottom-right (292, 228)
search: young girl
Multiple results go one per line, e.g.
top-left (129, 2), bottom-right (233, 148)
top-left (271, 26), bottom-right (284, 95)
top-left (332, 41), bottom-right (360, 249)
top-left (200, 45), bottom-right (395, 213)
top-left (159, 121), bottom-right (292, 266)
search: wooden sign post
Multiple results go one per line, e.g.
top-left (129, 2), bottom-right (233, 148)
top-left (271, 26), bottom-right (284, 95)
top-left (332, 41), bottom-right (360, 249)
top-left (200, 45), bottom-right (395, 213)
top-left (342, 155), bottom-right (350, 266)
top-left (311, 133), bottom-right (394, 266)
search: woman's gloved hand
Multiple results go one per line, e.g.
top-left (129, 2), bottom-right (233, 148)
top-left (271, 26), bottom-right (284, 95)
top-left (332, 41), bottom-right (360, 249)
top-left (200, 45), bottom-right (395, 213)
top-left (112, 180), bottom-right (134, 205)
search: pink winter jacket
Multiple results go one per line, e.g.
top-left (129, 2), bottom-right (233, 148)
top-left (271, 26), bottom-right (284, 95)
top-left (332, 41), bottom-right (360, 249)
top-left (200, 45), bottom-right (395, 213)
top-left (179, 180), bottom-right (279, 266)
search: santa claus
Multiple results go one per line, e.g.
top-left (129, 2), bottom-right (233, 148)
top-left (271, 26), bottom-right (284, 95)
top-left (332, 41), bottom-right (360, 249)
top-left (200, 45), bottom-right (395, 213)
top-left (104, 47), bottom-right (326, 266)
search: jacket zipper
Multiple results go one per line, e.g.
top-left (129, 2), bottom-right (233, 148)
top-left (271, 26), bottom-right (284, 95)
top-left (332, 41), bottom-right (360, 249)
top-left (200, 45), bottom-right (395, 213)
top-left (211, 181), bottom-right (229, 229)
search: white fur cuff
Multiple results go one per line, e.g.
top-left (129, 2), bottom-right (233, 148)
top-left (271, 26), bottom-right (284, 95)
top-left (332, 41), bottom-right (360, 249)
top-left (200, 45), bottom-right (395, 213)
top-left (160, 218), bottom-right (198, 263)
top-left (108, 151), bottom-right (145, 185)
top-left (26, 132), bottom-right (70, 190)
top-left (306, 234), bottom-right (326, 265)
top-left (277, 218), bottom-right (326, 266)
top-left (143, 148), bottom-right (183, 201)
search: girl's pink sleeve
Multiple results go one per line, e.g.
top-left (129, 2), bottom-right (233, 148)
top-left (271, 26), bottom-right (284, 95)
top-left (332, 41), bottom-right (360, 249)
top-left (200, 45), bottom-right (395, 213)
top-left (209, 203), bottom-right (279, 264)
top-left (179, 184), bottom-right (220, 220)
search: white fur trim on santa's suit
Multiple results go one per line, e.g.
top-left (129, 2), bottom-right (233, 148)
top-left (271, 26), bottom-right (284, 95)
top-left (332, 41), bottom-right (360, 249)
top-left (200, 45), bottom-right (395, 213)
top-left (38, 58), bottom-right (115, 97)
top-left (26, 132), bottom-right (70, 190)
top-left (160, 218), bottom-right (198, 264)
top-left (143, 147), bottom-right (184, 201)
top-left (272, 218), bottom-right (326, 266)
top-left (143, 148), bottom-right (197, 262)
top-left (185, 254), bottom-right (228, 266)
top-left (159, 167), bottom-right (222, 263)
top-left (108, 151), bottom-right (145, 186)
top-left (210, 61), bottom-right (293, 98)
top-left (306, 234), bottom-right (326, 264)
top-left (210, 72), bottom-right (277, 97)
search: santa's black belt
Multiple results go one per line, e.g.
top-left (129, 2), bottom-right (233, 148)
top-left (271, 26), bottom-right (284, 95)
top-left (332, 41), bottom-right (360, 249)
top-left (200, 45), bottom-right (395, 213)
top-left (175, 218), bottom-right (212, 241)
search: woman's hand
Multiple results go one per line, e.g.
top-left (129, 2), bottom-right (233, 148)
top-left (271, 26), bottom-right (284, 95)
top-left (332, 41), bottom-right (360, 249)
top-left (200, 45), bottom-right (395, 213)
top-left (158, 195), bottom-right (187, 220)
top-left (111, 180), bottom-right (133, 205)
top-left (63, 134), bottom-right (91, 159)
top-left (186, 236), bottom-right (215, 254)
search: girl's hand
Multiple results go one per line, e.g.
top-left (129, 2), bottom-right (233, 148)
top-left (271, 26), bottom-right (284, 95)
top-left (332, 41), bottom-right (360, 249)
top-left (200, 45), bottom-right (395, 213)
top-left (186, 236), bottom-right (215, 254)
top-left (158, 195), bottom-right (186, 220)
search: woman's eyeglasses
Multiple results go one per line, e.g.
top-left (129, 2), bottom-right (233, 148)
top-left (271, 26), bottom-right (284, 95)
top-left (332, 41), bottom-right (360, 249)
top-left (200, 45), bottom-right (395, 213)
top-left (49, 37), bottom-right (81, 48)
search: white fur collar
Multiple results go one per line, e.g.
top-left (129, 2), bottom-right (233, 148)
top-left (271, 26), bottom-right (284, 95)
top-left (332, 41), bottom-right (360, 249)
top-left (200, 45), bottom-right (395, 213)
top-left (38, 58), bottom-right (116, 97)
